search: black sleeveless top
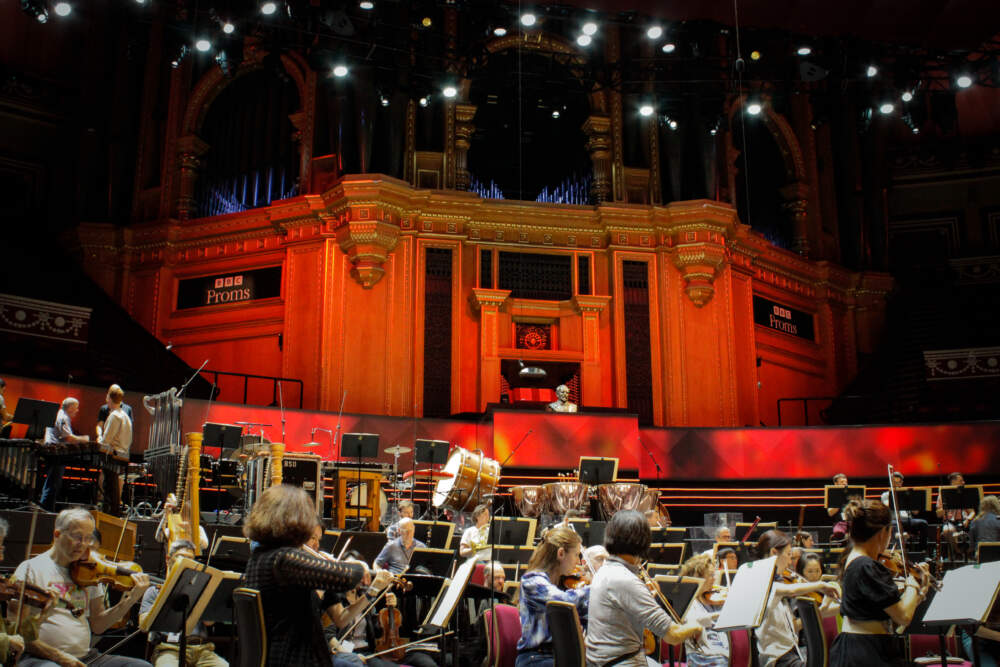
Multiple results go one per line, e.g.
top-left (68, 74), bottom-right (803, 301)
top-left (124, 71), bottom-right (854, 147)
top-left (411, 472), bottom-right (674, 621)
top-left (840, 555), bottom-right (901, 622)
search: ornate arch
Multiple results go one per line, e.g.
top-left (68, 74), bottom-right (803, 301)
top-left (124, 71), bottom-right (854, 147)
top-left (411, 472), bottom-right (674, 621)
top-left (725, 94), bottom-right (807, 184)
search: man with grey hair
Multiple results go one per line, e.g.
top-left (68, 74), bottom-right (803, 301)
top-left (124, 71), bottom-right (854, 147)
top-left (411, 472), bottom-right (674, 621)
top-left (12, 508), bottom-right (151, 666)
top-left (373, 517), bottom-right (425, 574)
top-left (40, 398), bottom-right (90, 511)
top-left (545, 384), bottom-right (578, 413)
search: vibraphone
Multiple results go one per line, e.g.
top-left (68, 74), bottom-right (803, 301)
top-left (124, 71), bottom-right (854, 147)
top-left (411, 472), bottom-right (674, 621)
top-left (0, 438), bottom-right (129, 504)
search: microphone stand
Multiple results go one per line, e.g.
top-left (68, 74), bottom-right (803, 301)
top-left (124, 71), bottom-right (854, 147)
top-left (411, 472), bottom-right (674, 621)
top-left (177, 359), bottom-right (210, 399)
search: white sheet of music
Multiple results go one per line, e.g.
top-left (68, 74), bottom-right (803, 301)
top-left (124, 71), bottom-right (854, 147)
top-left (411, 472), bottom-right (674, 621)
top-left (924, 561), bottom-right (1000, 625)
top-left (714, 555), bottom-right (777, 631)
top-left (428, 555), bottom-right (477, 628)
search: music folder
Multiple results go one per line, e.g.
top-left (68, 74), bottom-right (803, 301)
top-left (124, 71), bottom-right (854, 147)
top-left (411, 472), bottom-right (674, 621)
top-left (654, 575), bottom-right (703, 621)
top-left (714, 555), bottom-right (778, 631)
top-left (939, 485), bottom-right (983, 512)
top-left (824, 485), bottom-right (866, 509)
top-left (139, 557), bottom-right (233, 636)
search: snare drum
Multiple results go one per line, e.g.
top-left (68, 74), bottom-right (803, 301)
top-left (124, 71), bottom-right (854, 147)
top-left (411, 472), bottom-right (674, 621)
top-left (433, 448), bottom-right (500, 512)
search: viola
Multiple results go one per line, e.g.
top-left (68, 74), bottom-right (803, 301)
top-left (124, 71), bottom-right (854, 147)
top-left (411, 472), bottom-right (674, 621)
top-left (0, 577), bottom-right (85, 617)
top-left (375, 595), bottom-right (408, 662)
top-left (70, 556), bottom-right (142, 591)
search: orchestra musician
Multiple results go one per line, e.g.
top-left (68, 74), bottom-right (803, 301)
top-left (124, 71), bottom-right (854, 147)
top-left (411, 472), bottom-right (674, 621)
top-left (95, 385), bottom-right (134, 440)
top-left (585, 510), bottom-right (702, 667)
top-left (793, 531), bottom-right (814, 549)
top-left (11, 508), bottom-right (152, 667)
top-left (796, 553), bottom-right (840, 616)
top-left (459, 504), bottom-right (491, 560)
top-left (154, 496), bottom-right (209, 552)
top-left (139, 540), bottom-right (228, 667)
top-left (40, 398), bottom-right (90, 511)
top-left (679, 554), bottom-right (729, 667)
top-left (702, 526), bottom-right (731, 556)
top-left (715, 547), bottom-right (738, 577)
top-left (583, 545), bottom-right (608, 572)
top-left (937, 472), bottom-right (975, 545)
top-left (241, 485), bottom-right (366, 667)
top-left (829, 473), bottom-right (850, 542)
top-left (516, 525), bottom-right (590, 667)
top-left (96, 386), bottom-right (132, 514)
top-left (385, 500), bottom-right (414, 542)
top-left (482, 560), bottom-right (507, 593)
top-left (971, 495), bottom-right (1000, 557)
top-left (829, 499), bottom-right (930, 667)
top-left (0, 516), bottom-right (41, 665)
top-left (373, 518), bottom-right (425, 575)
top-left (754, 530), bottom-right (839, 667)
top-left (880, 471), bottom-right (928, 551)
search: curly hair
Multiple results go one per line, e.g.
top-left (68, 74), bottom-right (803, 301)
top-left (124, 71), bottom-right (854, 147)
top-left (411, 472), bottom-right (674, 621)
top-left (244, 484), bottom-right (319, 547)
top-left (680, 553), bottom-right (714, 579)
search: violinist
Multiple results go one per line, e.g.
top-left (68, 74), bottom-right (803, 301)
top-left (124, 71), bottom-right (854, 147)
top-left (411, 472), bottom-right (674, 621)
top-left (880, 471), bottom-right (928, 551)
top-left (796, 553), bottom-right (840, 616)
top-left (679, 554), bottom-right (729, 667)
top-left (970, 495), bottom-right (1000, 557)
top-left (242, 485), bottom-right (366, 667)
top-left (324, 560), bottom-right (400, 667)
top-left (516, 525), bottom-right (590, 667)
top-left (829, 499), bottom-right (929, 667)
top-left (11, 508), bottom-right (152, 667)
top-left (829, 473), bottom-right (850, 542)
top-left (0, 516), bottom-right (41, 665)
top-left (139, 540), bottom-right (228, 667)
top-left (585, 511), bottom-right (702, 667)
top-left (583, 545), bottom-right (608, 572)
top-left (754, 530), bottom-right (839, 667)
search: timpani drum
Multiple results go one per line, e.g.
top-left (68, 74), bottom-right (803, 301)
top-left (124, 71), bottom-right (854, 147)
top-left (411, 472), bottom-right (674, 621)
top-left (597, 482), bottom-right (648, 519)
top-left (432, 448), bottom-right (501, 512)
top-left (544, 482), bottom-right (591, 516)
top-left (637, 487), bottom-right (660, 514)
top-left (512, 485), bottom-right (550, 518)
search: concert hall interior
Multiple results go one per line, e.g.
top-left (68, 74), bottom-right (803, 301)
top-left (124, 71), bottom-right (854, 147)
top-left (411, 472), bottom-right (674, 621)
top-left (2, 0), bottom-right (1000, 665)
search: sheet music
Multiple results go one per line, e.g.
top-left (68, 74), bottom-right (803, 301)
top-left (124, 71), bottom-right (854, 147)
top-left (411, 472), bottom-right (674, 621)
top-left (924, 561), bottom-right (1000, 626)
top-left (714, 555), bottom-right (777, 631)
top-left (428, 556), bottom-right (477, 628)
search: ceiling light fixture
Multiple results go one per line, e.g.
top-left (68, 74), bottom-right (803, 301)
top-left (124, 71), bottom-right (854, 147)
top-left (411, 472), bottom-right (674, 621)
top-left (581, 22), bottom-right (598, 35)
top-left (520, 13), bottom-right (536, 27)
top-left (261, 2), bottom-right (277, 16)
top-left (53, 2), bottom-right (72, 17)
top-left (956, 74), bottom-right (973, 88)
top-left (576, 34), bottom-right (592, 47)
top-left (746, 101), bottom-right (763, 116)
top-left (661, 42), bottom-right (676, 53)
top-left (332, 64), bottom-right (349, 78)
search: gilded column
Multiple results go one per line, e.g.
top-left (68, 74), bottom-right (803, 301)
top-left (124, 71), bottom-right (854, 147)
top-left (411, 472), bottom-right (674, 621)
top-left (454, 103), bottom-right (477, 192)
top-left (582, 116), bottom-right (612, 203)
top-left (470, 288), bottom-right (511, 411)
top-left (572, 295), bottom-right (612, 407)
top-left (175, 134), bottom-right (209, 221)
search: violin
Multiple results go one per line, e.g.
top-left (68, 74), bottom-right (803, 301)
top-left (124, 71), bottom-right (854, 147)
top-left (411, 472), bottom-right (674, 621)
top-left (70, 556), bottom-right (142, 591)
top-left (701, 585), bottom-right (728, 607)
top-left (877, 551), bottom-right (940, 591)
top-left (778, 568), bottom-right (823, 604)
top-left (374, 593), bottom-right (408, 661)
top-left (0, 577), bottom-right (85, 617)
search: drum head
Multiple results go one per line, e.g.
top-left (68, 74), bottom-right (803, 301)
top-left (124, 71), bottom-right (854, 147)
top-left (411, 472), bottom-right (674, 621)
top-left (432, 449), bottom-right (462, 507)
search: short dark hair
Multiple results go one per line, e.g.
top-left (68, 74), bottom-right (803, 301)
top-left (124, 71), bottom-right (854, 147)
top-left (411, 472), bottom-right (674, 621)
top-left (756, 529), bottom-right (792, 559)
top-left (948, 472), bottom-right (964, 483)
top-left (604, 510), bottom-right (650, 557)
top-left (796, 551), bottom-right (822, 576)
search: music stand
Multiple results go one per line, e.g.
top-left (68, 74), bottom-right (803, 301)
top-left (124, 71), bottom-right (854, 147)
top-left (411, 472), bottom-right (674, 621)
top-left (978, 543), bottom-right (1000, 564)
top-left (492, 545), bottom-right (534, 567)
top-left (414, 439), bottom-right (449, 518)
top-left (654, 575), bottom-right (703, 621)
top-left (12, 398), bottom-right (59, 441)
top-left (198, 570), bottom-right (243, 624)
top-left (648, 543), bottom-right (686, 566)
top-left (920, 561), bottom-right (1000, 666)
top-left (333, 530), bottom-right (386, 564)
top-left (567, 519), bottom-right (607, 548)
top-left (887, 487), bottom-right (932, 513)
top-left (488, 517), bottom-right (536, 547)
top-left (824, 485), bottom-right (866, 511)
top-left (411, 520), bottom-right (455, 549)
top-left (409, 547), bottom-right (456, 577)
top-left (714, 555), bottom-right (778, 631)
top-left (940, 485), bottom-right (983, 513)
top-left (207, 535), bottom-right (251, 572)
top-left (201, 423), bottom-right (242, 454)
top-left (578, 457), bottom-right (617, 485)
top-left (341, 433), bottom-right (380, 530)
top-left (652, 527), bottom-right (686, 544)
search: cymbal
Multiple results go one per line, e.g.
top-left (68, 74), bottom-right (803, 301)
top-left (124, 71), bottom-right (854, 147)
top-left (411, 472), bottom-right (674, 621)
top-left (384, 445), bottom-right (412, 455)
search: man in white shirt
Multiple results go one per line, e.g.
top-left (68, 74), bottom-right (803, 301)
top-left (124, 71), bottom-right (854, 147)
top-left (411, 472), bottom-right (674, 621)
top-left (11, 508), bottom-right (151, 667)
top-left (97, 386), bottom-right (132, 513)
top-left (459, 503), bottom-right (491, 561)
top-left (40, 398), bottom-right (90, 511)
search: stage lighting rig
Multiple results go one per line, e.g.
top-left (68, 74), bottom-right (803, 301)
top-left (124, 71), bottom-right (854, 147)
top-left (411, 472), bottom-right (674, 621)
top-left (21, 0), bottom-right (49, 23)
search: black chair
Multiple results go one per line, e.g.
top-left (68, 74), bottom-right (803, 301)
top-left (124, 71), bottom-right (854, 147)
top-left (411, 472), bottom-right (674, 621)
top-left (546, 600), bottom-right (586, 667)
top-left (233, 587), bottom-right (266, 667)
top-left (795, 596), bottom-right (828, 667)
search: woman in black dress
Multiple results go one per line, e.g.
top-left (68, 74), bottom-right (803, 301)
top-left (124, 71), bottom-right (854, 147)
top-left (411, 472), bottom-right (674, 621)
top-left (829, 498), bottom-right (931, 666)
top-left (243, 484), bottom-right (366, 666)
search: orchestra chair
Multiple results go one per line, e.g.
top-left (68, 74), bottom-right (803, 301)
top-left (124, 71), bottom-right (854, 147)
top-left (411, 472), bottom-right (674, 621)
top-left (977, 542), bottom-right (1000, 564)
top-left (908, 634), bottom-right (972, 666)
top-left (794, 597), bottom-right (828, 667)
top-left (471, 562), bottom-right (487, 587)
top-left (546, 600), bottom-right (585, 667)
top-left (483, 603), bottom-right (520, 667)
top-left (727, 629), bottom-right (751, 667)
top-left (233, 587), bottom-right (266, 667)
top-left (820, 614), bottom-right (838, 650)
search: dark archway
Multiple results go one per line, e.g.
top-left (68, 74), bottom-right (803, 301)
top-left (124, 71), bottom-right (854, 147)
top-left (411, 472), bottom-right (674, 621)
top-left (468, 50), bottom-right (590, 202)
top-left (733, 116), bottom-right (793, 249)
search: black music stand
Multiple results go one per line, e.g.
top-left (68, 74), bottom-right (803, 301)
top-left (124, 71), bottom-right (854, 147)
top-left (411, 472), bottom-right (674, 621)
top-left (411, 520), bottom-right (455, 549)
top-left (12, 398), bottom-right (59, 441)
top-left (941, 485), bottom-right (983, 513)
top-left (824, 485), bottom-right (866, 510)
top-left (648, 543), bottom-right (686, 566)
top-left (332, 530), bottom-right (387, 564)
top-left (887, 487), bottom-right (931, 513)
top-left (140, 558), bottom-right (216, 667)
top-left (341, 433), bottom-right (379, 530)
top-left (414, 439), bottom-right (449, 520)
top-left (198, 571), bottom-right (243, 624)
top-left (578, 457), bottom-right (616, 485)
top-left (409, 547), bottom-right (456, 577)
top-left (201, 422), bottom-right (242, 453)
top-left (488, 517), bottom-right (536, 547)
top-left (567, 519), bottom-right (607, 547)
top-left (655, 575), bottom-right (702, 624)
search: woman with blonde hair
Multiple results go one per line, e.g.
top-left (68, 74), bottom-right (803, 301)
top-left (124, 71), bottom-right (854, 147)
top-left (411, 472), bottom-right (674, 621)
top-left (242, 485), bottom-right (367, 666)
top-left (971, 495), bottom-right (1000, 555)
top-left (679, 553), bottom-right (730, 667)
top-left (516, 525), bottom-right (589, 667)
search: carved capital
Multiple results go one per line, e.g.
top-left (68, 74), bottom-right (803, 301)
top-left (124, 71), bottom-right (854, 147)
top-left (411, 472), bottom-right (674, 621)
top-left (470, 288), bottom-right (511, 311)
top-left (335, 219), bottom-right (400, 288)
top-left (671, 246), bottom-right (728, 307)
top-left (572, 294), bottom-right (612, 314)
top-left (660, 200), bottom-right (739, 307)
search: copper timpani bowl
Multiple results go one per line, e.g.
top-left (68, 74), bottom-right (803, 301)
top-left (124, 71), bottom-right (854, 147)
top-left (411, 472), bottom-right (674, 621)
top-left (637, 487), bottom-right (660, 514)
top-left (511, 485), bottom-right (551, 518)
top-left (596, 482), bottom-right (648, 519)
top-left (543, 482), bottom-right (591, 515)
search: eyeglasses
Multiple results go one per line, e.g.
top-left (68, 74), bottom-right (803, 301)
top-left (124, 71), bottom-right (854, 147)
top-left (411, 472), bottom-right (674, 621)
top-left (63, 532), bottom-right (94, 545)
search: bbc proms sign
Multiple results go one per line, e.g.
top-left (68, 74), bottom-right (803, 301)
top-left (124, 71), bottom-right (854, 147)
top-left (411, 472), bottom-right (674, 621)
top-left (176, 266), bottom-right (282, 309)
top-left (752, 295), bottom-right (815, 341)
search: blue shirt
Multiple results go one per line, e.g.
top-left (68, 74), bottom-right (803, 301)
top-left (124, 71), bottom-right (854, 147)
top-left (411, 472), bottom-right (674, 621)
top-left (373, 537), bottom-right (425, 574)
top-left (516, 570), bottom-right (589, 651)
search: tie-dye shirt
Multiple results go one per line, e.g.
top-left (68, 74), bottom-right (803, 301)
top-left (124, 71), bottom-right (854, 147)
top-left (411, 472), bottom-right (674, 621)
top-left (516, 570), bottom-right (589, 651)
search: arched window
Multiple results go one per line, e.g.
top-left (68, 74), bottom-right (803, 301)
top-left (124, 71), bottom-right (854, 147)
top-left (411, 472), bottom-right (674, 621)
top-left (732, 115), bottom-right (793, 249)
top-left (196, 69), bottom-right (300, 217)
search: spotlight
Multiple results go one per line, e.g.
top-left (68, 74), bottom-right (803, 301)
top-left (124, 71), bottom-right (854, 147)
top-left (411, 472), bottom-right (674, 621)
top-left (518, 359), bottom-right (546, 378)
top-left (419, 96), bottom-right (429, 107)
top-left (135, 0), bottom-right (146, 4)
top-left (710, 128), bottom-right (718, 136)
top-left (582, 22), bottom-right (598, 35)
top-left (552, 110), bottom-right (560, 119)
top-left (661, 42), bottom-right (676, 53)
top-left (796, 46), bottom-right (811, 56)
top-left (359, 0), bottom-right (374, 8)
top-left (170, 45), bottom-right (189, 69)
top-left (53, 2), bottom-right (72, 17)
top-left (380, 96), bottom-right (390, 107)
top-left (493, 26), bottom-right (507, 37)
top-left (879, 102), bottom-right (894, 115)
top-left (639, 104), bottom-right (654, 117)
top-left (22, 0), bottom-right (49, 23)
top-left (956, 74), bottom-right (973, 88)
top-left (332, 64), bottom-right (349, 77)
top-left (746, 101), bottom-right (763, 116)
top-left (576, 34), bottom-right (592, 47)
top-left (421, 16), bottom-right (432, 27)
top-left (750, 50), bottom-right (762, 61)
top-left (901, 91), bottom-right (913, 102)
top-left (912, 126), bottom-right (920, 134)
top-left (215, 50), bottom-right (232, 77)
top-left (442, 85), bottom-right (457, 98)
top-left (195, 38), bottom-right (212, 52)
top-left (668, 118), bottom-right (678, 130)
top-left (261, 2), bottom-right (277, 15)
top-left (520, 12), bottom-right (536, 27)
top-left (646, 26), bottom-right (663, 39)
top-left (866, 64), bottom-right (878, 78)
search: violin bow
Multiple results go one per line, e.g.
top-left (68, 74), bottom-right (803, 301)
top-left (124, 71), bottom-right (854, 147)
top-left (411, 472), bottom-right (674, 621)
top-left (14, 508), bottom-right (39, 635)
top-left (886, 464), bottom-right (913, 578)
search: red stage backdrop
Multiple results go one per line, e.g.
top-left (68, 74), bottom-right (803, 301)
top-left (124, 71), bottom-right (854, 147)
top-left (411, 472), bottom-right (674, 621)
top-left (490, 410), bottom-right (640, 470)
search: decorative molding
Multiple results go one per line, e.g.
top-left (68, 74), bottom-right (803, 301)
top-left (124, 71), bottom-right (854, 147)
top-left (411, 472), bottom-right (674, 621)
top-left (469, 288), bottom-right (511, 311)
top-left (949, 256), bottom-right (1000, 284)
top-left (334, 219), bottom-right (400, 288)
top-left (0, 294), bottom-right (91, 344)
top-left (924, 347), bottom-right (1000, 381)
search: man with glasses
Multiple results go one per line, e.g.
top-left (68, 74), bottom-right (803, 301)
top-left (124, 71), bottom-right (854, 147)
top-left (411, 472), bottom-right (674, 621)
top-left (10, 508), bottom-right (152, 667)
